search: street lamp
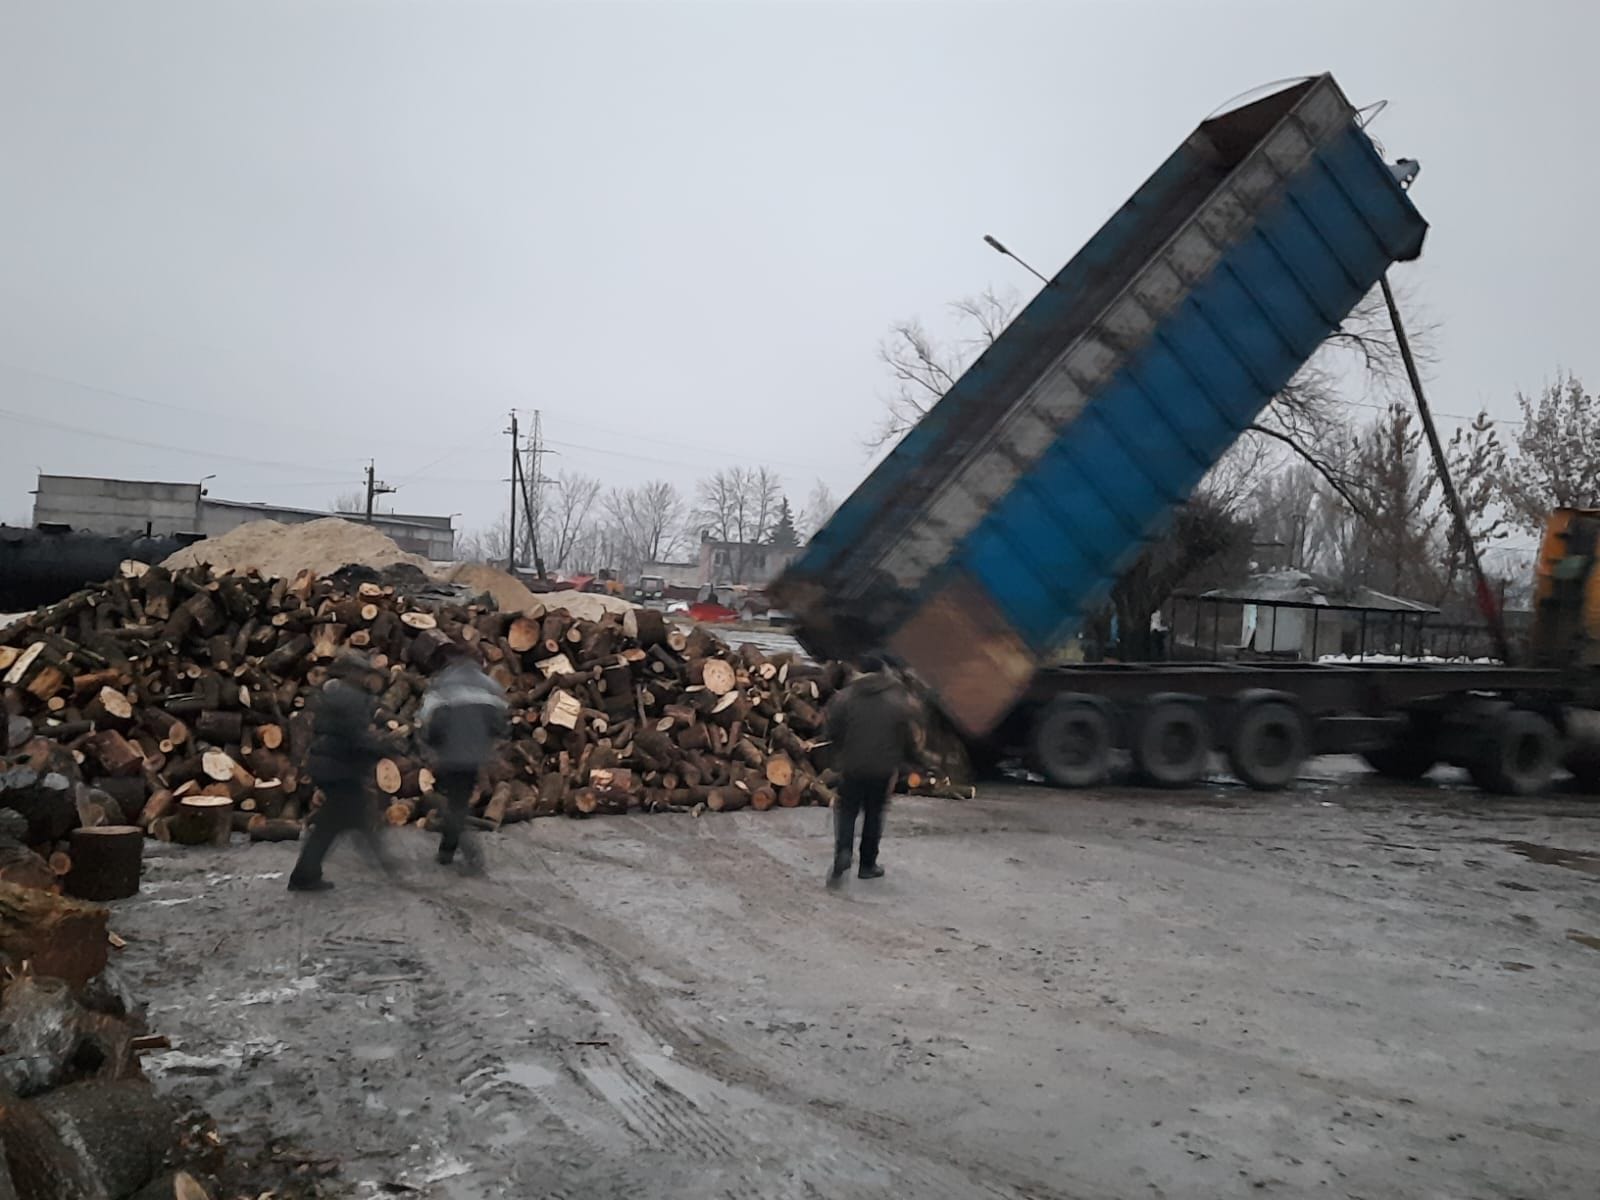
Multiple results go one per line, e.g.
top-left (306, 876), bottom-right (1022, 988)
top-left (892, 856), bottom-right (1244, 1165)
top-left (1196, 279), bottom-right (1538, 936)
top-left (983, 234), bottom-right (1051, 286)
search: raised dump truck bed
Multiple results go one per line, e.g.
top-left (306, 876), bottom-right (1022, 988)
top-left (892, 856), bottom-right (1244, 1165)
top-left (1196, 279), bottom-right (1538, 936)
top-left (777, 74), bottom-right (1428, 737)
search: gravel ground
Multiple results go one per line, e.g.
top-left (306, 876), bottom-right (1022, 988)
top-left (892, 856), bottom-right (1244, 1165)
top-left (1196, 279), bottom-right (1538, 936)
top-left (113, 762), bottom-right (1600, 1198)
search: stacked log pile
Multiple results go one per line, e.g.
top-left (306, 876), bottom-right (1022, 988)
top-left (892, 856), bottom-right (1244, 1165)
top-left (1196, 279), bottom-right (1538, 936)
top-left (0, 562), bottom-right (860, 859)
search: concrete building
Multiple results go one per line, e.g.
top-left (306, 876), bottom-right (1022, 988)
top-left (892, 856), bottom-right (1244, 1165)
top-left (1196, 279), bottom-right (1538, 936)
top-left (31, 474), bottom-right (455, 561)
top-left (697, 536), bottom-right (802, 588)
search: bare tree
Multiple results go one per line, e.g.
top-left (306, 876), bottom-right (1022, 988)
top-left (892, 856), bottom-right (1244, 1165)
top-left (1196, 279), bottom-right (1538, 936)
top-left (873, 287), bottom-right (1020, 448)
top-left (693, 466), bottom-right (785, 582)
top-left (328, 490), bottom-right (366, 515)
top-left (457, 516), bottom-right (511, 565)
top-left (1497, 372), bottom-right (1599, 533)
top-left (799, 479), bottom-right (837, 541)
top-left (540, 472), bottom-right (601, 573)
top-left (602, 480), bottom-right (686, 577)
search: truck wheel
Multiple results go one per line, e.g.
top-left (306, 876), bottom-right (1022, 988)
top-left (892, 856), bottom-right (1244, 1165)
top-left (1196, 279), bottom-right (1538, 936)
top-left (1132, 700), bottom-right (1210, 787)
top-left (1468, 709), bottom-right (1560, 796)
top-left (1362, 719), bottom-right (1437, 781)
top-left (1030, 697), bottom-right (1113, 789)
top-left (1226, 700), bottom-right (1308, 791)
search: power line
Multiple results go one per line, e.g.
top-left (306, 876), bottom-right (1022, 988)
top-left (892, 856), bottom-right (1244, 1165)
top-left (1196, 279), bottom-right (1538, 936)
top-left (0, 405), bottom-right (359, 474)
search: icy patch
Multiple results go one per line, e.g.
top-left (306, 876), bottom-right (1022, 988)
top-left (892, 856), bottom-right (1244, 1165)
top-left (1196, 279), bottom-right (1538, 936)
top-left (144, 1036), bottom-right (286, 1078)
top-left (235, 976), bottom-right (320, 1006)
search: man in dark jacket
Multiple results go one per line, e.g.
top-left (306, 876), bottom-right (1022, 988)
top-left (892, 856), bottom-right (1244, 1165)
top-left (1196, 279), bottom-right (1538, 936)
top-left (823, 655), bottom-right (921, 887)
top-left (289, 653), bottom-right (395, 892)
top-left (418, 648), bottom-right (509, 868)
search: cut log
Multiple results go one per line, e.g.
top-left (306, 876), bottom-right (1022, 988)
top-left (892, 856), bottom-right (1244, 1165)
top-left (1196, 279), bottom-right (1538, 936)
top-left (507, 616), bottom-right (541, 653)
top-left (764, 753), bottom-right (795, 789)
top-left (169, 796), bottom-right (233, 847)
top-left (375, 758), bottom-right (404, 795)
top-left (0, 769), bottom-right (76, 844)
top-left (246, 816), bottom-right (302, 843)
top-left (408, 627), bottom-right (454, 672)
top-left (62, 826), bottom-right (143, 902)
top-left (193, 710), bottom-right (243, 743)
top-left (82, 729), bottom-right (143, 777)
top-left (137, 789), bottom-right (176, 831)
top-left (0, 1079), bottom-right (178, 1200)
top-left (688, 658), bottom-right (737, 696)
top-left (622, 607), bottom-right (666, 647)
top-left (2, 643), bottom-right (46, 687)
top-left (543, 688), bottom-right (582, 731)
top-left (200, 748), bottom-right (240, 783)
top-left (0, 844), bottom-right (54, 892)
top-left (258, 722), bottom-right (284, 750)
top-left (0, 881), bottom-right (109, 987)
top-left (400, 610), bottom-right (438, 630)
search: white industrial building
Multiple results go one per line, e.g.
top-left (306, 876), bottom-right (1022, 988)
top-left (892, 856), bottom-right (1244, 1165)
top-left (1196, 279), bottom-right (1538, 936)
top-left (31, 474), bottom-right (455, 561)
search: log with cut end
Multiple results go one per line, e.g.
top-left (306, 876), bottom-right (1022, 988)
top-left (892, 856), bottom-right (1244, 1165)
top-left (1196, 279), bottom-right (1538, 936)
top-left (764, 753), bottom-right (795, 789)
top-left (169, 796), bottom-right (233, 847)
top-left (543, 688), bottom-right (583, 730)
top-left (375, 758), bottom-right (404, 795)
top-left (0, 843), bottom-right (55, 892)
top-left (257, 722), bottom-right (284, 750)
top-left (705, 787), bottom-right (748, 813)
top-left (0, 880), bottom-right (109, 987)
top-left (137, 789), bottom-right (176, 831)
top-left (507, 616), bottom-right (541, 653)
top-left (622, 607), bottom-right (666, 647)
top-left (408, 627), bottom-right (454, 672)
top-left (201, 747), bottom-right (242, 783)
top-left (62, 825), bottom-right (143, 902)
top-left (96, 686), bottom-right (135, 722)
top-left (687, 657), bottom-right (737, 696)
top-left (400, 610), bottom-right (438, 630)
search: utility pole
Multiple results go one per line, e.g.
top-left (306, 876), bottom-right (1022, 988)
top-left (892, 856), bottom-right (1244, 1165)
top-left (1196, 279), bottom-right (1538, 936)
top-left (505, 412), bottom-right (520, 572)
top-left (363, 460), bottom-right (395, 523)
top-left (518, 409), bottom-right (551, 579)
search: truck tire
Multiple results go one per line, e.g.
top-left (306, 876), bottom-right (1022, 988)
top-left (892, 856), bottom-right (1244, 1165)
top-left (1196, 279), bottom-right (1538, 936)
top-left (1362, 716), bottom-right (1438, 781)
top-left (1030, 697), bottom-right (1113, 789)
top-left (1131, 699), bottom-right (1210, 787)
top-left (1467, 709), bottom-right (1560, 796)
top-left (1226, 700), bottom-right (1308, 791)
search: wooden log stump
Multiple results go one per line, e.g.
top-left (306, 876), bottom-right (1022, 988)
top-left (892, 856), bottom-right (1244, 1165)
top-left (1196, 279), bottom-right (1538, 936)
top-left (62, 826), bottom-right (143, 901)
top-left (169, 796), bottom-right (233, 847)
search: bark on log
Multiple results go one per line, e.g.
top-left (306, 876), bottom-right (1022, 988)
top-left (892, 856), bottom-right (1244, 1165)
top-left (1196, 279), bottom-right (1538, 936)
top-left (0, 1079), bottom-right (178, 1200)
top-left (62, 826), bottom-right (143, 902)
top-left (0, 881), bottom-right (109, 987)
top-left (246, 816), bottom-right (303, 843)
top-left (169, 796), bottom-right (233, 847)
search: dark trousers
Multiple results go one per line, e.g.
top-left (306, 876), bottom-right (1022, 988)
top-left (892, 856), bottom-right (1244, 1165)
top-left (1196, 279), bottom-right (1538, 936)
top-left (834, 774), bottom-right (891, 869)
top-left (290, 780), bottom-right (391, 885)
top-left (435, 768), bottom-right (478, 857)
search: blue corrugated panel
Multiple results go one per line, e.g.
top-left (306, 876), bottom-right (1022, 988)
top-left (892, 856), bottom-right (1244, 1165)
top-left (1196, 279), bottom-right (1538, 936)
top-left (957, 121), bottom-right (1423, 655)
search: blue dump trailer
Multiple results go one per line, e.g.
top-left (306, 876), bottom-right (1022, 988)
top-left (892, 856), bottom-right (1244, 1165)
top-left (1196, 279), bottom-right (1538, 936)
top-left (775, 75), bottom-right (1600, 796)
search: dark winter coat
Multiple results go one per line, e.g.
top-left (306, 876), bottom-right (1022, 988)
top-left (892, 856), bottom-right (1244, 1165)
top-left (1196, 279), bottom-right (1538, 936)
top-left (307, 679), bottom-right (384, 788)
top-left (823, 672), bottom-right (920, 780)
top-left (419, 662), bottom-right (510, 773)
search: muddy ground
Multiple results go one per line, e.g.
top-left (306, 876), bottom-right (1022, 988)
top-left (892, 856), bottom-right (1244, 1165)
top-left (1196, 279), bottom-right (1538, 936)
top-left (113, 762), bottom-right (1600, 1199)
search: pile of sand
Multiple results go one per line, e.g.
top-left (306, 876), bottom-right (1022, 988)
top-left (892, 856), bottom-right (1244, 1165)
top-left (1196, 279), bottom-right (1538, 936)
top-left (532, 589), bottom-right (636, 622)
top-left (162, 518), bottom-right (431, 579)
top-left (435, 562), bottom-right (541, 613)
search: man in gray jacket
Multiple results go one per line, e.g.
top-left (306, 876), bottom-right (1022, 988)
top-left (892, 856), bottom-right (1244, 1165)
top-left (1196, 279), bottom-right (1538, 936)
top-left (418, 646), bottom-right (509, 869)
top-left (823, 655), bottom-right (922, 887)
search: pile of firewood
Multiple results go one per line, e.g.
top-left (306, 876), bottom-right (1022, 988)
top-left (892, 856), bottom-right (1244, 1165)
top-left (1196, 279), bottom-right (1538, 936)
top-left (0, 562), bottom-right (856, 861)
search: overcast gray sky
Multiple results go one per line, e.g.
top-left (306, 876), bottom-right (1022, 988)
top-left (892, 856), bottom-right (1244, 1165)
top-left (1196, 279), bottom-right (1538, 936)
top-left (2, 0), bottom-right (1595, 542)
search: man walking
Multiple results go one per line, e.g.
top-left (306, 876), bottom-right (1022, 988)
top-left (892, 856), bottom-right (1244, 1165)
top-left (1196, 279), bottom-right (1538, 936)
top-left (823, 655), bottom-right (921, 888)
top-left (418, 645), bottom-right (508, 869)
top-left (289, 652), bottom-right (395, 892)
